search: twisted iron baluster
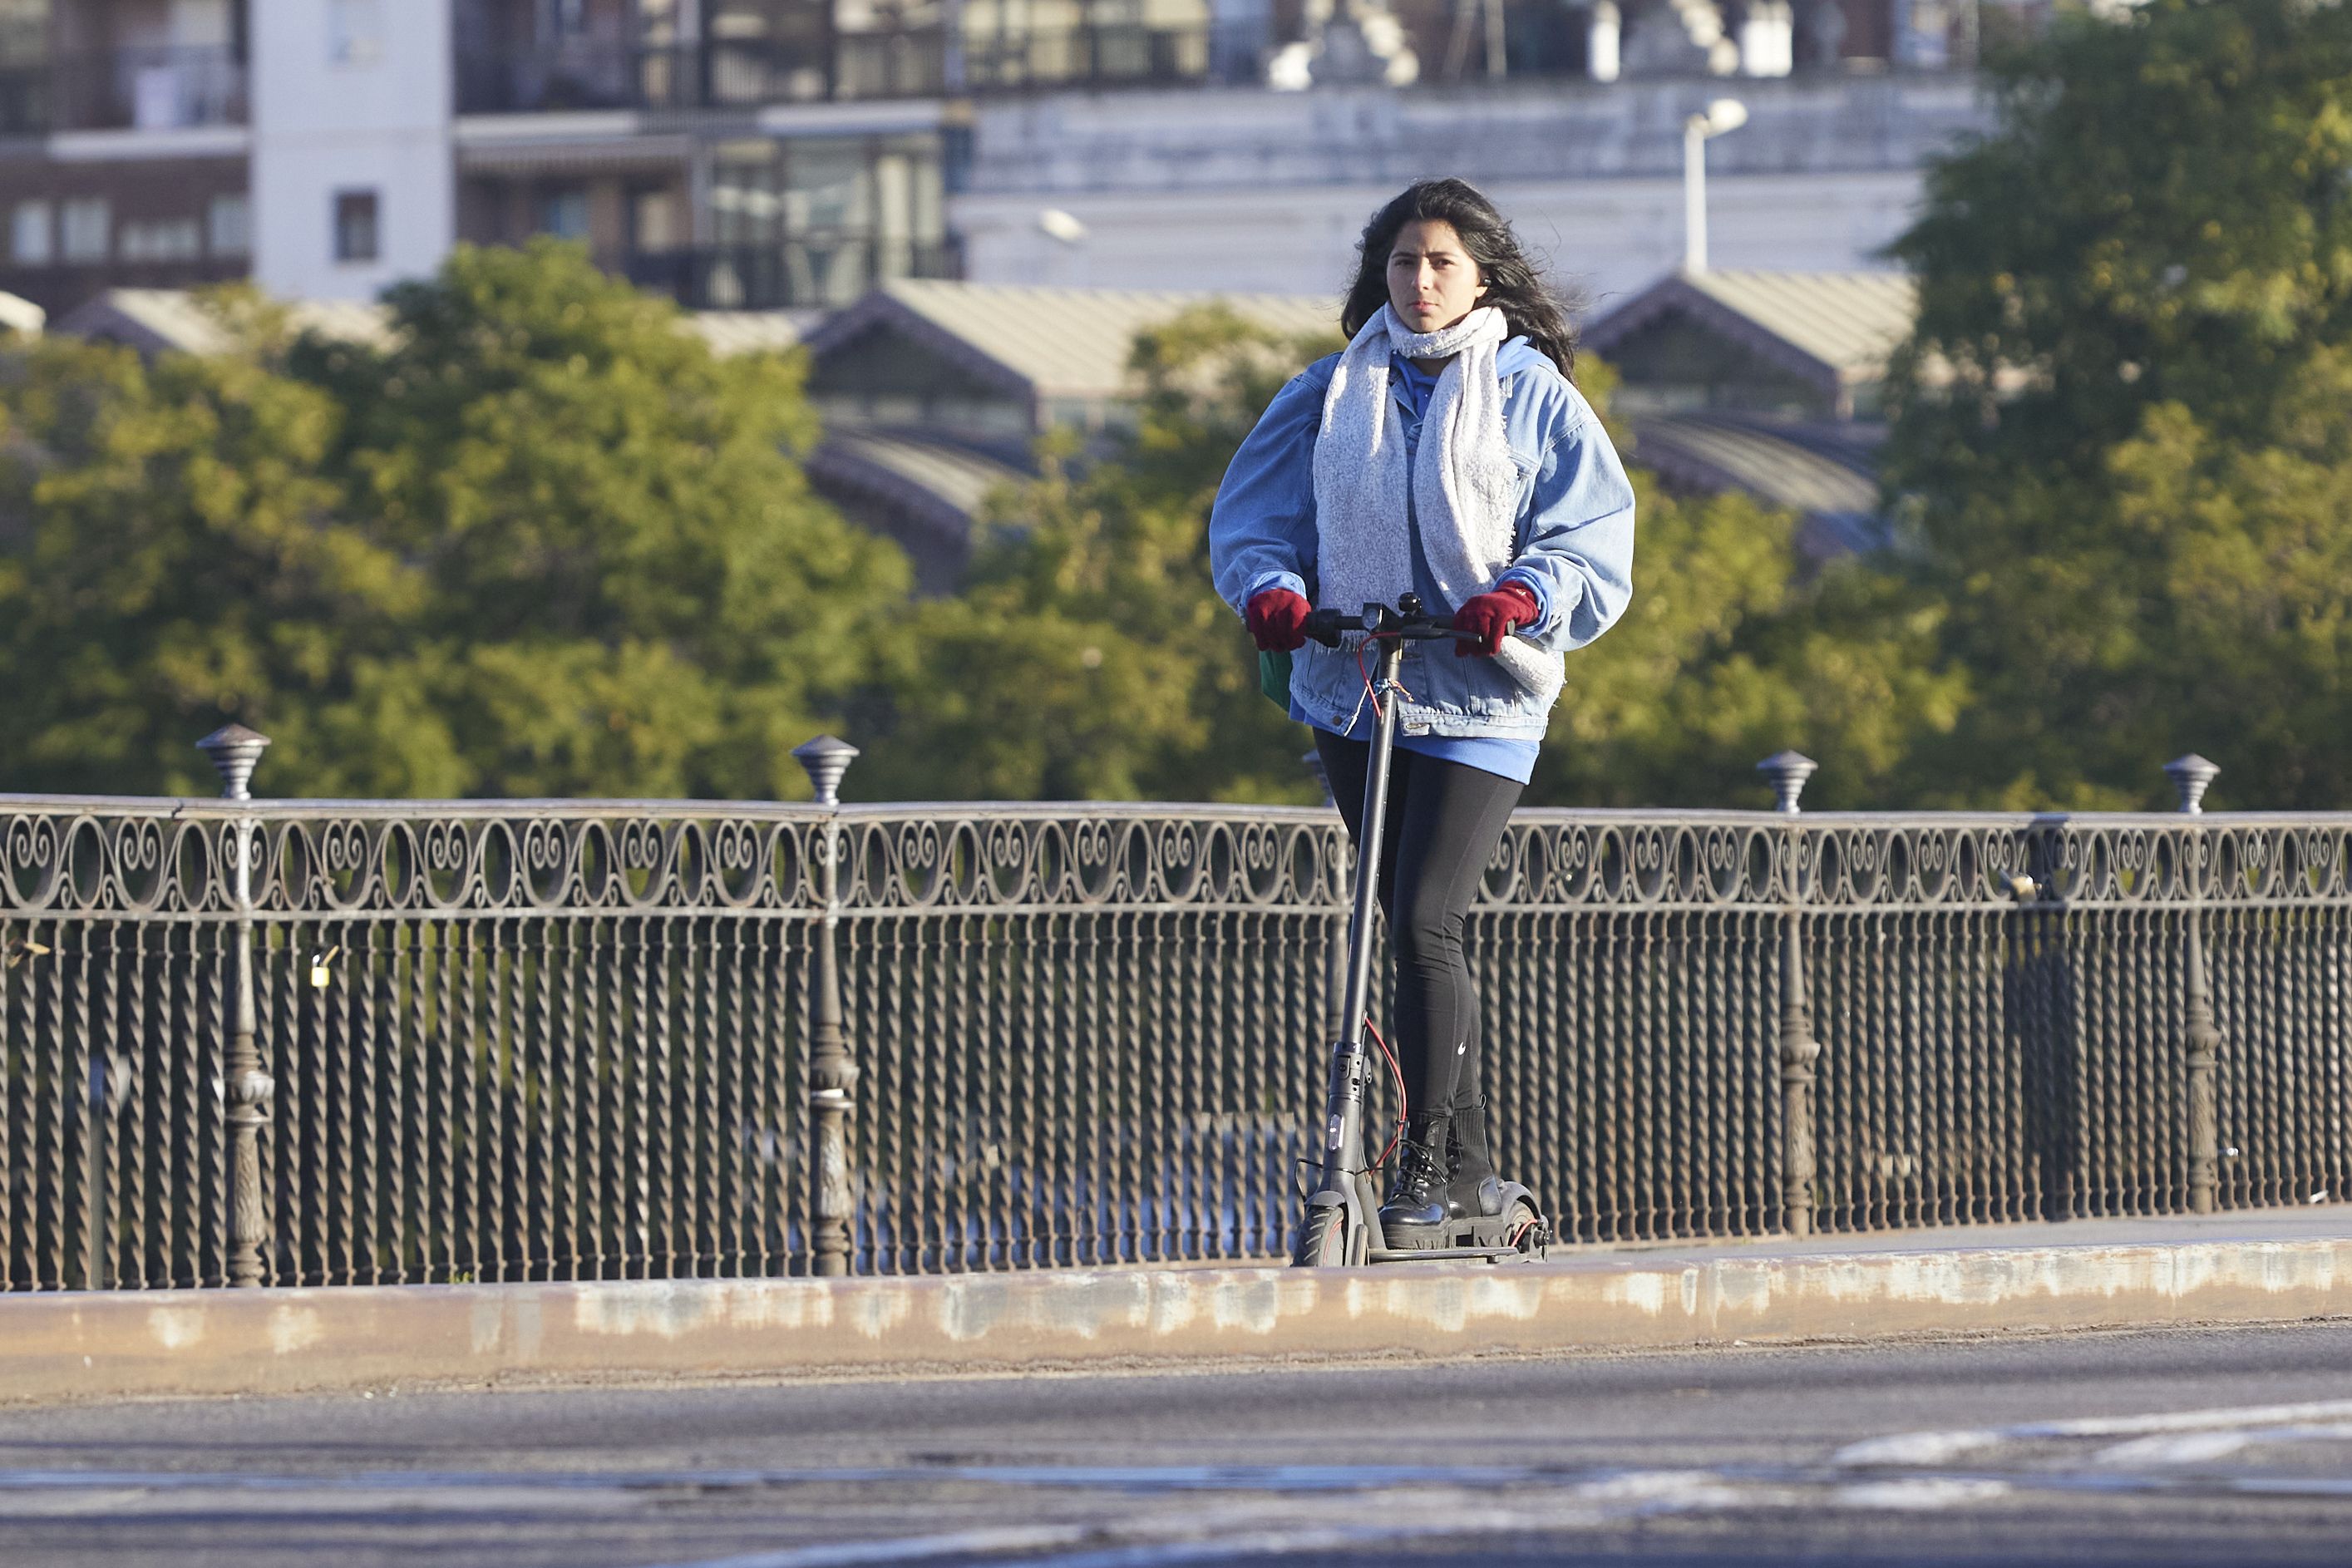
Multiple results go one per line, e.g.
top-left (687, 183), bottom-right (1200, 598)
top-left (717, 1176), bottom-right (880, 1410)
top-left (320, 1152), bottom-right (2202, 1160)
top-left (557, 916), bottom-right (584, 1280)
top-left (717, 913), bottom-right (746, 1277)
top-left (682, 910), bottom-right (709, 1277)
top-left (121, 921), bottom-right (146, 1287)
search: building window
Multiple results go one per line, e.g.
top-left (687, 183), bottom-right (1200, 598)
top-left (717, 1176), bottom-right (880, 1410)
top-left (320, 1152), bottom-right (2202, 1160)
top-left (61, 198), bottom-right (111, 264)
top-left (334, 190), bottom-right (380, 263)
top-left (121, 218), bottom-right (205, 263)
top-left (208, 193), bottom-right (252, 258)
top-left (329, 0), bottom-right (385, 65)
top-left (535, 187), bottom-right (590, 241)
top-left (10, 200), bottom-right (52, 266)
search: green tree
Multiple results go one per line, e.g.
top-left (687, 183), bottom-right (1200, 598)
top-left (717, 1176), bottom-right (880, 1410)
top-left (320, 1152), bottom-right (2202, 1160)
top-left (0, 242), bottom-right (909, 799)
top-left (313, 240), bottom-right (908, 799)
top-left (1886, 0), bottom-right (2352, 807)
top-left (1536, 461), bottom-right (1959, 811)
top-left (0, 305), bottom-right (418, 796)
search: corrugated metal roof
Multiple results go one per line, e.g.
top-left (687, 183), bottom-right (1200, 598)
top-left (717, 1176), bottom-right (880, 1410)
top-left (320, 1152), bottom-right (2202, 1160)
top-left (1582, 269), bottom-right (1918, 393)
top-left (1678, 270), bottom-right (1917, 383)
top-left (809, 429), bottom-right (1026, 529)
top-left (56, 289), bottom-right (398, 356)
top-left (1626, 411), bottom-right (1881, 520)
top-left (827, 279), bottom-right (1343, 401)
top-left (683, 311), bottom-right (816, 357)
top-left (0, 290), bottom-right (45, 336)
top-left (805, 428), bottom-right (1031, 594)
top-left (57, 288), bottom-right (809, 360)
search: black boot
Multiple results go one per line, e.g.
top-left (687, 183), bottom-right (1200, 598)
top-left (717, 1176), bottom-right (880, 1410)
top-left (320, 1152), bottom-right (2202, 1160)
top-left (1379, 1124), bottom-right (1450, 1232)
top-left (1447, 1102), bottom-right (1506, 1220)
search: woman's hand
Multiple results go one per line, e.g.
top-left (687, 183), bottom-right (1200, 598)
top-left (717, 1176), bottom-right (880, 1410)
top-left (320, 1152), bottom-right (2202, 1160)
top-left (1246, 588), bottom-right (1312, 652)
top-left (1452, 582), bottom-right (1541, 658)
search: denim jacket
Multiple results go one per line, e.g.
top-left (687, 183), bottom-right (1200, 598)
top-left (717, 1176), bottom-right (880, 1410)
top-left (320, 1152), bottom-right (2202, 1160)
top-left (1208, 338), bottom-right (1637, 742)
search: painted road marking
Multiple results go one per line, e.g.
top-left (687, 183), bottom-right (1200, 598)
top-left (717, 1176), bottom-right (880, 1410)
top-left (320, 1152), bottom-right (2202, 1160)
top-left (2093, 1422), bottom-right (2352, 1467)
top-left (1832, 1398), bottom-right (2352, 1468)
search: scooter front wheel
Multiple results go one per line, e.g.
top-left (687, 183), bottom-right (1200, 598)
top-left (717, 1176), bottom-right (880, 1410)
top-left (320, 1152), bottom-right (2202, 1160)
top-left (1293, 1206), bottom-right (1349, 1268)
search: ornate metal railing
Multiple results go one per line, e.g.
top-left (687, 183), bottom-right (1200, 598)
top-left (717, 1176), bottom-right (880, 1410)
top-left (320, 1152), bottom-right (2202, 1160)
top-left (3, 738), bottom-right (2345, 1292)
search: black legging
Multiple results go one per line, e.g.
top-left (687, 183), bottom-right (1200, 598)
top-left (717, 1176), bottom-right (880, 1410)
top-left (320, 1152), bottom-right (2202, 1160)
top-left (1314, 731), bottom-right (1523, 1125)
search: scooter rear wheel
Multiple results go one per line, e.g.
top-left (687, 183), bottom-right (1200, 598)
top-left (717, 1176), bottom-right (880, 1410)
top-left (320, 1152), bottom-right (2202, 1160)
top-left (1294, 1206), bottom-right (1349, 1268)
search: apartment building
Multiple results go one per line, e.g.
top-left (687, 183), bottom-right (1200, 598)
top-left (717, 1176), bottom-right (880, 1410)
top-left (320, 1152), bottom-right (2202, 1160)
top-left (0, 2), bottom-right (2059, 319)
top-left (0, 0), bottom-right (252, 317)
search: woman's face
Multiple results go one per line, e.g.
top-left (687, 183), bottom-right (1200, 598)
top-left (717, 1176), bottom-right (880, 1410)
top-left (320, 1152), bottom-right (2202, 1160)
top-left (1386, 219), bottom-right (1487, 335)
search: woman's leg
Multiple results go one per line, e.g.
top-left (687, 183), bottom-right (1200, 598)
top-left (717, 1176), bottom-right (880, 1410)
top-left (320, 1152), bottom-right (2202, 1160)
top-left (1385, 754), bottom-right (1522, 1128)
top-left (1317, 730), bottom-right (1523, 1227)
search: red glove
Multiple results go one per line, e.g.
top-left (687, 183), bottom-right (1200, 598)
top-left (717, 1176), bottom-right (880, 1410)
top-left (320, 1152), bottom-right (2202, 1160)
top-left (1452, 581), bottom-right (1541, 658)
top-left (1245, 588), bottom-right (1311, 653)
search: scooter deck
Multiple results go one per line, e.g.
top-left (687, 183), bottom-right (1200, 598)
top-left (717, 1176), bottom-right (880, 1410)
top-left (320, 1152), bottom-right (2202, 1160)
top-left (1370, 1206), bottom-right (1553, 1263)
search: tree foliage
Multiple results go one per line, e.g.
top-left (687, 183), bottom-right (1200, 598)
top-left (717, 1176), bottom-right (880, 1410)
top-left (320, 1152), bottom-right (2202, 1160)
top-left (0, 241), bottom-right (907, 799)
top-left (1886, 0), bottom-right (2352, 807)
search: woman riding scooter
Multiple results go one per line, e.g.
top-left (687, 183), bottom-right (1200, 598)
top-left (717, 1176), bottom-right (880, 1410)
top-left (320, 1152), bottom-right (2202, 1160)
top-left (1208, 179), bottom-right (1637, 1241)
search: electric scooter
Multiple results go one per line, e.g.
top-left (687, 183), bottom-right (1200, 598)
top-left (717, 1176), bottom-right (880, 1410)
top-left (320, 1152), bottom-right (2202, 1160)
top-left (1292, 594), bottom-right (1554, 1268)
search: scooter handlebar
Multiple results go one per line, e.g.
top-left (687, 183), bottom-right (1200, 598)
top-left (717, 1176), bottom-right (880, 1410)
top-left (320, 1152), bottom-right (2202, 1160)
top-left (1301, 596), bottom-right (1469, 648)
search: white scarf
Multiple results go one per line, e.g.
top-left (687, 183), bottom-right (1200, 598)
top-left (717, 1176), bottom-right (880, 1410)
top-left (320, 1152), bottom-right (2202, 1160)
top-left (1310, 304), bottom-right (1557, 698)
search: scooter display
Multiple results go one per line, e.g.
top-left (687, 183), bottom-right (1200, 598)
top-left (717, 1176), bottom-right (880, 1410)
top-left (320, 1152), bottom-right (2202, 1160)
top-left (1292, 594), bottom-right (1553, 1268)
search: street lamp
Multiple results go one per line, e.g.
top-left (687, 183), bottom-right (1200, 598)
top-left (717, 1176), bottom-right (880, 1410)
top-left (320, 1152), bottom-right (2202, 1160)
top-left (1683, 96), bottom-right (1748, 275)
top-left (1038, 206), bottom-right (1088, 287)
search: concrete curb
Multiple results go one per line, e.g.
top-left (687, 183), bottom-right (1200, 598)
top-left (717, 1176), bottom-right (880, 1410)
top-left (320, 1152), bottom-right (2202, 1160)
top-left (5, 1235), bottom-right (2346, 1403)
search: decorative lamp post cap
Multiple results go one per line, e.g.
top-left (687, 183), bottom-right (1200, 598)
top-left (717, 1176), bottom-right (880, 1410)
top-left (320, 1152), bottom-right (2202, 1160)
top-left (195, 723), bottom-right (271, 801)
top-left (2164, 753), bottom-right (2219, 814)
top-left (1757, 750), bottom-right (1818, 814)
top-left (791, 734), bottom-right (860, 806)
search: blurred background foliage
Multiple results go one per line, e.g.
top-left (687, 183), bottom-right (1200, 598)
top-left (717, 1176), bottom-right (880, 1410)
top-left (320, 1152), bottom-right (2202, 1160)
top-left (2, 0), bottom-right (2348, 809)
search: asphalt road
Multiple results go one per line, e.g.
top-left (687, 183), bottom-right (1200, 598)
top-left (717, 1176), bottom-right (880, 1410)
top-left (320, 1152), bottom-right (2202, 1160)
top-left (7, 1323), bottom-right (2352, 1566)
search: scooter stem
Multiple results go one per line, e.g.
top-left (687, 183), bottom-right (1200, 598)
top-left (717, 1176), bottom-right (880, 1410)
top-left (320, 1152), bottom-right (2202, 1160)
top-left (1322, 629), bottom-right (1407, 1183)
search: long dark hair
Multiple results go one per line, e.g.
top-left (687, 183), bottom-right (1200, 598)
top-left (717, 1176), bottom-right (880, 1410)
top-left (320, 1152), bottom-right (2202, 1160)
top-left (1341, 179), bottom-right (1577, 382)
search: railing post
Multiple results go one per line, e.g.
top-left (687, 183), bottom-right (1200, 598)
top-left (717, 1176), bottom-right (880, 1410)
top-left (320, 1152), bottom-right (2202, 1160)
top-left (1758, 751), bottom-right (1821, 1238)
top-left (198, 723), bottom-right (272, 1287)
top-left (2167, 753), bottom-right (2221, 1215)
top-left (794, 735), bottom-right (860, 1277)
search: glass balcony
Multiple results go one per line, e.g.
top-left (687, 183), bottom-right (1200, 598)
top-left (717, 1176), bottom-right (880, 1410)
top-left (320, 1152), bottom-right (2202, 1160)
top-left (457, 33), bottom-right (949, 114)
top-left (620, 235), bottom-right (962, 312)
top-left (46, 46), bottom-right (249, 133)
top-left (453, 21), bottom-right (1242, 115)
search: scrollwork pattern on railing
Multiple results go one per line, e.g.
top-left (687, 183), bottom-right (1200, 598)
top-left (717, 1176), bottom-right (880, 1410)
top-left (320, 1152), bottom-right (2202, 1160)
top-left (4, 801), bottom-right (2350, 918)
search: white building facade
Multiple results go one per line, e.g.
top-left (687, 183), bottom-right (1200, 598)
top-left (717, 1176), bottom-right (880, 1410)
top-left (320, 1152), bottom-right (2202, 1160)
top-left (251, 0), bottom-right (455, 301)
